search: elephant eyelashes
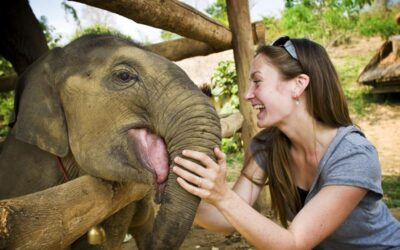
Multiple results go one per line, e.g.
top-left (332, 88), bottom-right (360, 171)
top-left (112, 70), bottom-right (140, 88)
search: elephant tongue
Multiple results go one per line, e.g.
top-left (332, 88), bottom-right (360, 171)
top-left (128, 129), bottom-right (169, 199)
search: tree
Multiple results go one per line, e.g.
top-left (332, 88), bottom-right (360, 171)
top-left (205, 0), bottom-right (229, 25)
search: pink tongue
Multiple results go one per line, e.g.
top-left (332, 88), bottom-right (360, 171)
top-left (129, 129), bottom-right (169, 184)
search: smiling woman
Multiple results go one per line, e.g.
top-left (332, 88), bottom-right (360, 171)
top-left (173, 36), bottom-right (400, 250)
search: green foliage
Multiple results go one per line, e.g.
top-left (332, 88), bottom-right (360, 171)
top-left (205, 0), bottom-right (228, 26)
top-left (225, 150), bottom-right (244, 182)
top-left (382, 175), bottom-right (400, 208)
top-left (280, 0), bottom-right (366, 44)
top-left (61, 1), bottom-right (81, 28)
top-left (72, 23), bottom-right (132, 41)
top-left (334, 50), bottom-right (374, 115)
top-left (281, 3), bottom-right (321, 40)
top-left (0, 58), bottom-right (14, 76)
top-left (358, 8), bottom-right (400, 39)
top-left (272, 0), bottom-right (399, 44)
top-left (210, 60), bottom-right (243, 154)
top-left (39, 16), bottom-right (62, 49)
top-left (221, 134), bottom-right (243, 155)
top-left (262, 16), bottom-right (282, 42)
top-left (211, 60), bottom-right (239, 114)
top-left (0, 57), bottom-right (14, 138)
top-left (0, 92), bottom-right (14, 137)
top-left (160, 31), bottom-right (181, 41)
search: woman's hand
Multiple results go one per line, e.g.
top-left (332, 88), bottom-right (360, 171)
top-left (173, 147), bottom-right (231, 206)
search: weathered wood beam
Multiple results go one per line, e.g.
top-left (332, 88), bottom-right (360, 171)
top-left (226, 0), bottom-right (259, 159)
top-left (220, 112), bottom-right (244, 138)
top-left (70, 0), bottom-right (231, 50)
top-left (145, 21), bottom-right (265, 61)
top-left (146, 38), bottom-right (220, 62)
top-left (0, 176), bottom-right (150, 249)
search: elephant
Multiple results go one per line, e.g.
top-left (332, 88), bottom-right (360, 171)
top-left (0, 34), bottom-right (221, 249)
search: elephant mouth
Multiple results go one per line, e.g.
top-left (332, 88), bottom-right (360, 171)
top-left (128, 128), bottom-right (169, 203)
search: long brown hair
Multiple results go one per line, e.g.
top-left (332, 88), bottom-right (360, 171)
top-left (252, 38), bottom-right (353, 227)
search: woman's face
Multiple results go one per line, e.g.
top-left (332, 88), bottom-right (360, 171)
top-left (245, 54), bottom-right (296, 128)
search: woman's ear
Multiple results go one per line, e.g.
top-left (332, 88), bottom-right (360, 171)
top-left (292, 73), bottom-right (310, 98)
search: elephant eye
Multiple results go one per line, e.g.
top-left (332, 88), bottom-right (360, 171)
top-left (113, 71), bottom-right (139, 84)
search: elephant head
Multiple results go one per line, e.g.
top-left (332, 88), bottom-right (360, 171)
top-left (11, 34), bottom-right (221, 249)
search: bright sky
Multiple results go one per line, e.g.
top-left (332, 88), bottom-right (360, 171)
top-left (30, 0), bottom-right (284, 45)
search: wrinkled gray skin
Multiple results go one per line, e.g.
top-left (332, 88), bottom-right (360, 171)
top-left (0, 35), bottom-right (221, 249)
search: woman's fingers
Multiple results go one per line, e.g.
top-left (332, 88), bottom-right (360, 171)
top-left (173, 156), bottom-right (208, 177)
top-left (181, 150), bottom-right (219, 170)
top-left (214, 147), bottom-right (226, 166)
top-left (173, 165), bottom-right (203, 187)
top-left (176, 177), bottom-right (210, 198)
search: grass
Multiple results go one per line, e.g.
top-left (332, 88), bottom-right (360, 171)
top-left (225, 152), bottom-right (400, 208)
top-left (333, 50), bottom-right (377, 117)
top-left (382, 175), bottom-right (400, 208)
top-left (225, 151), bottom-right (244, 182)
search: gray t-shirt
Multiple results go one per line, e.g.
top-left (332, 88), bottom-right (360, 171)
top-left (250, 126), bottom-right (400, 249)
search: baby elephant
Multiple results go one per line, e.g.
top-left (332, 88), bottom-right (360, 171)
top-left (0, 34), bottom-right (221, 249)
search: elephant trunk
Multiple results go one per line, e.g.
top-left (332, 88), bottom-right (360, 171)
top-left (147, 83), bottom-right (221, 249)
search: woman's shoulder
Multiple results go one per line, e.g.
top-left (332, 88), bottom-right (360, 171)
top-left (329, 125), bottom-right (376, 156)
top-left (319, 125), bottom-right (382, 195)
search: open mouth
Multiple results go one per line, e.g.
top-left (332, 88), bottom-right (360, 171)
top-left (253, 104), bottom-right (265, 111)
top-left (127, 128), bottom-right (169, 203)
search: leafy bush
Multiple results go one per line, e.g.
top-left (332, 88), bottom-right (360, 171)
top-left (205, 0), bottom-right (228, 26)
top-left (211, 60), bottom-right (239, 114)
top-left (358, 8), bottom-right (400, 39)
top-left (210, 60), bottom-right (243, 154)
top-left (0, 92), bottom-right (14, 137)
top-left (280, 1), bottom-right (363, 44)
top-left (39, 16), bottom-right (62, 49)
top-left (0, 57), bottom-right (14, 138)
top-left (262, 16), bottom-right (283, 42)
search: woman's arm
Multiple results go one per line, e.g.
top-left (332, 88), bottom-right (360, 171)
top-left (173, 148), bottom-right (265, 233)
top-left (173, 149), bottom-right (368, 250)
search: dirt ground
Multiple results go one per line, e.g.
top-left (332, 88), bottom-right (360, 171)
top-left (123, 36), bottom-right (400, 249)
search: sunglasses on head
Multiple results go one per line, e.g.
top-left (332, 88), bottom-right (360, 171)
top-left (271, 35), bottom-right (298, 61)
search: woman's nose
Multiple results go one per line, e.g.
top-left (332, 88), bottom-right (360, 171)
top-left (244, 85), bottom-right (254, 101)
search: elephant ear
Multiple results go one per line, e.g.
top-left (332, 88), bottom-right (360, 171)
top-left (10, 48), bottom-right (69, 157)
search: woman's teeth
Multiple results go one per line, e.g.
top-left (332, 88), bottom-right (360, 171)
top-left (254, 104), bottom-right (265, 110)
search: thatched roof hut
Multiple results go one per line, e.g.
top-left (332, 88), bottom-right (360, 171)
top-left (358, 35), bottom-right (400, 93)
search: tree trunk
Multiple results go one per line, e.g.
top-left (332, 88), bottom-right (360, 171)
top-left (0, 0), bottom-right (49, 75)
top-left (0, 176), bottom-right (150, 249)
top-left (226, 0), bottom-right (259, 160)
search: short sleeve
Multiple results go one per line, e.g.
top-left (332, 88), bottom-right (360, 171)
top-left (321, 139), bottom-right (383, 198)
top-left (249, 128), bottom-right (274, 172)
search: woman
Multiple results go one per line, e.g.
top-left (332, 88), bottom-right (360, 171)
top-left (172, 36), bottom-right (400, 249)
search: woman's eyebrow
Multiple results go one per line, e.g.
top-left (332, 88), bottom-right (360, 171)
top-left (250, 71), bottom-right (261, 78)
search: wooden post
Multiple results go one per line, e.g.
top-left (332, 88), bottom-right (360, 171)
top-left (0, 176), bottom-right (150, 249)
top-left (226, 0), bottom-right (259, 159)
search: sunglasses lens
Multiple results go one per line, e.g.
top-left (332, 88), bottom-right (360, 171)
top-left (271, 35), bottom-right (298, 60)
top-left (272, 36), bottom-right (290, 46)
